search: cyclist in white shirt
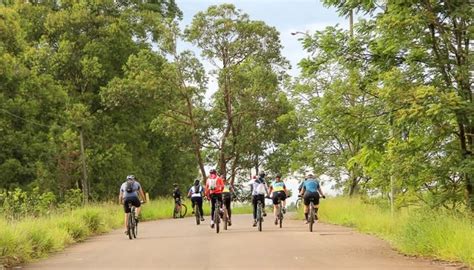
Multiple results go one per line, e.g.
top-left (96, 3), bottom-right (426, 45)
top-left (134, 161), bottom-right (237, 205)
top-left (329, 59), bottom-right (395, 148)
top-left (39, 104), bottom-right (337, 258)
top-left (188, 179), bottom-right (205, 221)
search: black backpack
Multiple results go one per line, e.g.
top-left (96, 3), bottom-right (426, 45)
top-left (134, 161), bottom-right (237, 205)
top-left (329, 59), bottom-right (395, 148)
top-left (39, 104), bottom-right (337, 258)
top-left (125, 180), bottom-right (134, 193)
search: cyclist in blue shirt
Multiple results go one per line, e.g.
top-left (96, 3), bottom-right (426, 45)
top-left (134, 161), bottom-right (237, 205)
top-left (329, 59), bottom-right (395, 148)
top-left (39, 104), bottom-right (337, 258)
top-left (299, 173), bottom-right (325, 223)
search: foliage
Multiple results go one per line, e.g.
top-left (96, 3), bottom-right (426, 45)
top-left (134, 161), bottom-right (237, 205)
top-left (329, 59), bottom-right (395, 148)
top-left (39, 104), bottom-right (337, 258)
top-left (298, 197), bottom-right (474, 267)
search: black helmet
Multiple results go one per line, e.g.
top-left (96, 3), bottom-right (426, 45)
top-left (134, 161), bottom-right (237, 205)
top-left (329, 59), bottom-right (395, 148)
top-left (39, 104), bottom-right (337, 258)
top-left (194, 179), bottom-right (200, 186)
top-left (259, 171), bottom-right (266, 177)
top-left (127, 175), bottom-right (135, 181)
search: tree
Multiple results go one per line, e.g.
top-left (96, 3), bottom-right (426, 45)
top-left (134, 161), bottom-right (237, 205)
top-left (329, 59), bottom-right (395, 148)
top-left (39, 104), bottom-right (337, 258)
top-left (184, 4), bottom-right (293, 183)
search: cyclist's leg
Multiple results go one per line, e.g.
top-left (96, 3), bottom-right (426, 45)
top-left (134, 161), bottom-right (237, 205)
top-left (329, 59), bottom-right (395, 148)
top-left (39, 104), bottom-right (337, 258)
top-left (197, 197), bottom-right (204, 219)
top-left (223, 195), bottom-right (230, 217)
top-left (259, 194), bottom-right (266, 216)
top-left (123, 198), bottom-right (131, 231)
top-left (210, 194), bottom-right (217, 223)
top-left (272, 193), bottom-right (278, 218)
top-left (133, 197), bottom-right (142, 219)
top-left (314, 192), bottom-right (321, 218)
top-left (281, 192), bottom-right (287, 209)
top-left (252, 195), bottom-right (258, 220)
top-left (303, 192), bottom-right (311, 221)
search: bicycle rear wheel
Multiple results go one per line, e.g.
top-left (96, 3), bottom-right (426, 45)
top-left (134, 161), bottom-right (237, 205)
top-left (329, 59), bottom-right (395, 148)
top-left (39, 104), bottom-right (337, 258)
top-left (180, 204), bottom-right (188, 218)
top-left (214, 205), bottom-right (220, 234)
top-left (309, 202), bottom-right (315, 232)
top-left (127, 213), bottom-right (133, 240)
top-left (257, 203), bottom-right (262, 232)
top-left (194, 204), bottom-right (200, 225)
top-left (279, 204), bottom-right (283, 228)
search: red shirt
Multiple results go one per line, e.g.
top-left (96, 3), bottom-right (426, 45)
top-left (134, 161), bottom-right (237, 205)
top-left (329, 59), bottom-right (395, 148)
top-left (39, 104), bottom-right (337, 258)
top-left (205, 174), bottom-right (224, 195)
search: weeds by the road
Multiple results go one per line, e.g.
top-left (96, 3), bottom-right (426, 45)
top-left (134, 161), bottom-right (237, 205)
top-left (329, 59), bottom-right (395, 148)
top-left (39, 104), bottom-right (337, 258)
top-left (298, 197), bottom-right (474, 268)
top-left (0, 198), bottom-right (252, 268)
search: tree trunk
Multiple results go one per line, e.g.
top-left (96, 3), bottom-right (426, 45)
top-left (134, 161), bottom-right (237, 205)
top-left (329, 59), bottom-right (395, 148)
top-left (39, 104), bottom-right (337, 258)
top-left (79, 129), bottom-right (88, 205)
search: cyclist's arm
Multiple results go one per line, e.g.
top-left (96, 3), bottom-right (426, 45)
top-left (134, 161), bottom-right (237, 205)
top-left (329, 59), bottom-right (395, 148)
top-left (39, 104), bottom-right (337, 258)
top-left (119, 191), bottom-right (123, 204)
top-left (318, 186), bottom-right (325, 198)
top-left (268, 185), bottom-right (273, 196)
top-left (139, 188), bottom-right (146, 203)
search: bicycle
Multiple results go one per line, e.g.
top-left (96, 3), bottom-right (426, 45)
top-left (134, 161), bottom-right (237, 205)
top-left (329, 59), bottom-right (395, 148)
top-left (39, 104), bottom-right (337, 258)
top-left (127, 202), bottom-right (138, 240)
top-left (173, 198), bottom-right (187, 218)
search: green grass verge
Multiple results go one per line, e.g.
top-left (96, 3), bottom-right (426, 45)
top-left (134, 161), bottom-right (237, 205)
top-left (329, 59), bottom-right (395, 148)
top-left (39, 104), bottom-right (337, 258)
top-left (0, 198), bottom-right (252, 268)
top-left (296, 197), bottom-right (474, 268)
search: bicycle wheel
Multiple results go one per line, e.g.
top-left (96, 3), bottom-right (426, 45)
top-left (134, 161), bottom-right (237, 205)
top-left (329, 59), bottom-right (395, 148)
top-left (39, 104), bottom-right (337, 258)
top-left (257, 203), bottom-right (262, 232)
top-left (173, 204), bottom-right (178, 219)
top-left (296, 198), bottom-right (302, 210)
top-left (223, 206), bottom-right (228, 230)
top-left (309, 202), bottom-right (315, 232)
top-left (279, 203), bottom-right (283, 228)
top-left (127, 213), bottom-right (133, 240)
top-left (194, 204), bottom-right (200, 225)
top-left (214, 204), bottom-right (220, 234)
top-left (180, 204), bottom-right (187, 218)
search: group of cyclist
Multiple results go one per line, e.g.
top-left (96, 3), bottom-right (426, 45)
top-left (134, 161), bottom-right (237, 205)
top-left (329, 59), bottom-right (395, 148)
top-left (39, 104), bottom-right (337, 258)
top-left (119, 170), bottom-right (325, 233)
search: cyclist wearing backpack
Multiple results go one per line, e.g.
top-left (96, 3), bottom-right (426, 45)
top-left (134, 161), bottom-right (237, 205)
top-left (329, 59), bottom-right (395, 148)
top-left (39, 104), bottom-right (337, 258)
top-left (250, 171), bottom-right (269, 227)
top-left (205, 169), bottom-right (224, 228)
top-left (299, 173), bottom-right (326, 224)
top-left (188, 179), bottom-right (205, 221)
top-left (119, 175), bottom-right (146, 234)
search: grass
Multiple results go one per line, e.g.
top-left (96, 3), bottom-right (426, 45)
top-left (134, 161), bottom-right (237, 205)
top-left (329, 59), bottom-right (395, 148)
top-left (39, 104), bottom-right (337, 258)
top-left (297, 197), bottom-right (474, 268)
top-left (0, 198), bottom-right (253, 268)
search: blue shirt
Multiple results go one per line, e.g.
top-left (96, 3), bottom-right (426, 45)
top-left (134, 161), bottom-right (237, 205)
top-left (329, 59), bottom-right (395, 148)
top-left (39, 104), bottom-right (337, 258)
top-left (302, 178), bottom-right (320, 193)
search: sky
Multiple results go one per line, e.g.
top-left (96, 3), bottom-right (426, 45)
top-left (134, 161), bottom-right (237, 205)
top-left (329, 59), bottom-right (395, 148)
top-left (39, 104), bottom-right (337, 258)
top-left (174, 0), bottom-right (348, 198)
top-left (175, 0), bottom-right (348, 92)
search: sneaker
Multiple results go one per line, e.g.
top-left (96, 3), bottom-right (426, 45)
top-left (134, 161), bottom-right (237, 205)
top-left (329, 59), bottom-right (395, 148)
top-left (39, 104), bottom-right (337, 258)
top-left (282, 207), bottom-right (286, 214)
top-left (228, 220), bottom-right (232, 226)
top-left (304, 220), bottom-right (309, 224)
top-left (252, 220), bottom-right (257, 227)
top-left (210, 220), bottom-right (215, 228)
top-left (274, 219), bottom-right (278, 225)
top-left (124, 230), bottom-right (128, 235)
top-left (263, 211), bottom-right (267, 217)
top-left (201, 217), bottom-right (205, 222)
top-left (315, 214), bottom-right (319, 221)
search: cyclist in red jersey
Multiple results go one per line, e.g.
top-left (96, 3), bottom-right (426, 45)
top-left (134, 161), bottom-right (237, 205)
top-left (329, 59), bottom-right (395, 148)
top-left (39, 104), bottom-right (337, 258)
top-left (205, 169), bottom-right (224, 228)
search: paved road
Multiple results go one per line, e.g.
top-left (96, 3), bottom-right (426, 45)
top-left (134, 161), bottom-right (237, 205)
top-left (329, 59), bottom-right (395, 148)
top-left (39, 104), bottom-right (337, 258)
top-left (23, 214), bottom-right (454, 270)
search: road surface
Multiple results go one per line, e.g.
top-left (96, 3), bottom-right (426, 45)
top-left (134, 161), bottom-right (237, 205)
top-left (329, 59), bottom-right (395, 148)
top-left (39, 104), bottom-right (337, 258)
top-left (23, 214), bottom-right (458, 270)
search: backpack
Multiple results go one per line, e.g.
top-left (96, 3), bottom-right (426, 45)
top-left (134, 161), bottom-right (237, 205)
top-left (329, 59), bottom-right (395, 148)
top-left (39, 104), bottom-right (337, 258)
top-left (256, 181), bottom-right (266, 195)
top-left (208, 177), bottom-right (217, 190)
top-left (125, 180), bottom-right (134, 193)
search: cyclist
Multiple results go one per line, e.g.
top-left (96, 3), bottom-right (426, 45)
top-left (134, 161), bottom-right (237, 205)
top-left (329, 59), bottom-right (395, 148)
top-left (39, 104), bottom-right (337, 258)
top-left (188, 179), bottom-right (205, 221)
top-left (119, 175), bottom-right (146, 234)
top-left (250, 171), bottom-right (268, 227)
top-left (299, 173), bottom-right (325, 223)
top-left (268, 174), bottom-right (288, 225)
top-left (173, 183), bottom-right (182, 216)
top-left (222, 177), bottom-right (234, 226)
top-left (205, 169), bottom-right (224, 228)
